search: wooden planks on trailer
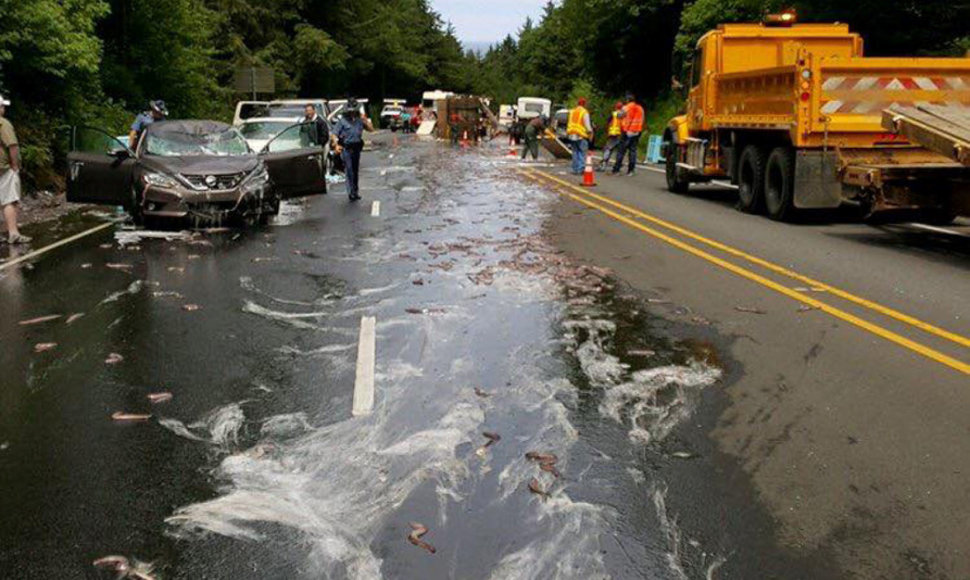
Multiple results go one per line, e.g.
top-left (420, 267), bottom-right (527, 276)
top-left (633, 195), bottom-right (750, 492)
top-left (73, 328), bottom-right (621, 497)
top-left (539, 129), bottom-right (572, 159)
top-left (883, 104), bottom-right (970, 166)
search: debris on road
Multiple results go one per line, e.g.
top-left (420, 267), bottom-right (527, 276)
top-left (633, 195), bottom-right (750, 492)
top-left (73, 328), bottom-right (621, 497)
top-left (526, 451), bottom-right (561, 478)
top-left (528, 477), bottom-right (551, 500)
top-left (116, 229), bottom-right (193, 247)
top-left (482, 432), bottom-right (501, 447)
top-left (474, 387), bottom-right (491, 398)
top-left (734, 306), bottom-right (766, 315)
top-left (670, 451), bottom-right (695, 460)
top-left (405, 307), bottom-right (445, 315)
top-left (147, 392), bottom-right (173, 404)
top-left (92, 555), bottom-right (156, 580)
top-left (66, 313), bottom-right (85, 324)
top-left (627, 349), bottom-right (656, 357)
top-left (104, 353), bottom-right (124, 365)
top-left (798, 305), bottom-right (821, 313)
top-left (407, 522), bottom-right (436, 554)
top-left (182, 304), bottom-right (201, 312)
top-left (111, 412), bottom-right (152, 422)
top-left (18, 314), bottom-right (62, 326)
top-left (33, 343), bottom-right (57, 353)
top-left (152, 291), bottom-right (183, 299)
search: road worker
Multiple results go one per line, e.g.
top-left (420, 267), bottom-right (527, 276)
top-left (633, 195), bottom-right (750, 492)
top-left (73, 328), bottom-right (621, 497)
top-left (611, 93), bottom-right (645, 176)
top-left (599, 101), bottom-right (624, 171)
top-left (566, 97), bottom-right (593, 175)
top-left (522, 115), bottom-right (546, 161)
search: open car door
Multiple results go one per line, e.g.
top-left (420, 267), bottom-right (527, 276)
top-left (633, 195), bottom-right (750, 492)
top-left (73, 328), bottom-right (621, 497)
top-left (66, 126), bottom-right (135, 206)
top-left (260, 122), bottom-right (327, 199)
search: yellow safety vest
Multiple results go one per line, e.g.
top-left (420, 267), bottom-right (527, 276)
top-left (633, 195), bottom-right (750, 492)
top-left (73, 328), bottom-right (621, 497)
top-left (608, 111), bottom-right (622, 137)
top-left (567, 106), bottom-right (591, 139)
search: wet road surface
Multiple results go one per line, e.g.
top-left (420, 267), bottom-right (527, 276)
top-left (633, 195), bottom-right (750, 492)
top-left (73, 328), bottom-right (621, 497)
top-left (0, 137), bottom-right (761, 579)
top-left (3, 133), bottom-right (968, 579)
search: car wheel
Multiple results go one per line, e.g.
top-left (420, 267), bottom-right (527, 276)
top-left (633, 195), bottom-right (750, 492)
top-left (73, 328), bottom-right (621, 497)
top-left (665, 142), bottom-right (689, 193)
top-left (764, 147), bottom-right (797, 221)
top-left (737, 145), bottom-right (767, 214)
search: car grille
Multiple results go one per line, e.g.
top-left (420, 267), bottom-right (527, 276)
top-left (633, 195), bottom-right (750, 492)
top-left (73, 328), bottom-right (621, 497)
top-left (181, 172), bottom-right (246, 191)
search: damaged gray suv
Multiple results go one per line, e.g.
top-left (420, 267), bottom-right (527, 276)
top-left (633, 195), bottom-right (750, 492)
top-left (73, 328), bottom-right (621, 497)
top-left (66, 120), bottom-right (327, 226)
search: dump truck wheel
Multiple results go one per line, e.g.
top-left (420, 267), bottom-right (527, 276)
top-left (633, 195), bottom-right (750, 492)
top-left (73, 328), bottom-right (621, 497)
top-left (765, 147), bottom-right (797, 221)
top-left (665, 144), bottom-right (689, 193)
top-left (737, 146), bottom-right (767, 213)
top-left (921, 209), bottom-right (958, 226)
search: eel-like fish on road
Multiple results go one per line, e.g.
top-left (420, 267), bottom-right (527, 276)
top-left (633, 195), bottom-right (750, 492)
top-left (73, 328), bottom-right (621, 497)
top-left (528, 477), bottom-right (550, 500)
top-left (407, 522), bottom-right (436, 554)
top-left (111, 412), bottom-right (152, 422)
top-left (525, 451), bottom-right (561, 478)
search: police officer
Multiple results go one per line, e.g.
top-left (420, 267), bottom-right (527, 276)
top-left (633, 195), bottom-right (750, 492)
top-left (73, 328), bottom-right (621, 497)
top-left (330, 98), bottom-right (373, 201)
top-left (129, 100), bottom-right (167, 149)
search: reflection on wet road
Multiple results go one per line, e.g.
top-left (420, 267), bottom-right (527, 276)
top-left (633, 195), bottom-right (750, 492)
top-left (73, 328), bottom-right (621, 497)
top-left (1, 139), bottom-right (727, 579)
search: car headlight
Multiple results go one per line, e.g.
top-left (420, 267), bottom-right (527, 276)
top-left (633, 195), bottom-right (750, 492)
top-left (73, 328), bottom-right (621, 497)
top-left (242, 166), bottom-right (270, 194)
top-left (143, 172), bottom-right (179, 189)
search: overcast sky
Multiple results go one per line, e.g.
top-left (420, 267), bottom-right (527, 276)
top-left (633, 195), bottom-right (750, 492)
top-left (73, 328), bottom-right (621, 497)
top-left (431, 0), bottom-right (549, 45)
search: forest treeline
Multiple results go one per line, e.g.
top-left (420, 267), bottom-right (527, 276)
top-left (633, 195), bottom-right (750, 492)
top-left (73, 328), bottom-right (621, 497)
top-left (1, 0), bottom-right (967, 189)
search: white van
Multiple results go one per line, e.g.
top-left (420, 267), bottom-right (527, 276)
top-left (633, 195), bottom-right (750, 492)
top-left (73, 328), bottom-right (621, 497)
top-left (516, 97), bottom-right (551, 121)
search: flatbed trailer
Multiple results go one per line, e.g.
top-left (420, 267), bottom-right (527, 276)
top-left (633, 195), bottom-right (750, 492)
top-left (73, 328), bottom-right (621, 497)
top-left (884, 104), bottom-right (970, 166)
top-left (664, 15), bottom-right (970, 222)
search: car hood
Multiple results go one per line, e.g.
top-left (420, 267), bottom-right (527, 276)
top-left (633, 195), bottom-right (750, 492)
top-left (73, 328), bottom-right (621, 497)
top-left (139, 154), bottom-right (261, 176)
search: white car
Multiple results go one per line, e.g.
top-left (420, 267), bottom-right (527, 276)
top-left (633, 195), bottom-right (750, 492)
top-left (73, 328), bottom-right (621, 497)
top-left (237, 117), bottom-right (306, 152)
top-left (233, 100), bottom-right (328, 126)
top-left (381, 105), bottom-right (405, 130)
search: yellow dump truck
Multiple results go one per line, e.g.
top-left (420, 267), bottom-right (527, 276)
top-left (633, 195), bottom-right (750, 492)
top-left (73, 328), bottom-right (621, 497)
top-left (664, 13), bottom-right (970, 222)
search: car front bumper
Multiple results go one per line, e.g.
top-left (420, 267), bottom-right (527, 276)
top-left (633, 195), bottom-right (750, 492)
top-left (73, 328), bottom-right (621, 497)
top-left (140, 183), bottom-right (277, 221)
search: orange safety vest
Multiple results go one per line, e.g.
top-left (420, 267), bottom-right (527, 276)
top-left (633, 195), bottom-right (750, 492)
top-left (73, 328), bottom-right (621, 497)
top-left (621, 103), bottom-right (645, 133)
top-left (567, 106), bottom-right (591, 139)
top-left (608, 111), bottom-right (622, 137)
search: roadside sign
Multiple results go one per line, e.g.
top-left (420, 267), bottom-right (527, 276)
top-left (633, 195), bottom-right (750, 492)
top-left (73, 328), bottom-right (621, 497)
top-left (233, 67), bottom-right (275, 98)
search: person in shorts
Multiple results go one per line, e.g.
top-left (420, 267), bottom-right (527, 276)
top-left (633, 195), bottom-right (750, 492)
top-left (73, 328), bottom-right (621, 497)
top-left (0, 94), bottom-right (29, 244)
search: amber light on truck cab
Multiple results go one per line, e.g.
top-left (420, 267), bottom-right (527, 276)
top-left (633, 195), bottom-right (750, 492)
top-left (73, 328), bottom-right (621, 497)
top-left (765, 11), bottom-right (797, 26)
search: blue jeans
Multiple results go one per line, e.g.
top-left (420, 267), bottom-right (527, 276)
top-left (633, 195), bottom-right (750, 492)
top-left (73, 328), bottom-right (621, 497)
top-left (569, 138), bottom-right (588, 174)
top-left (612, 133), bottom-right (641, 174)
top-left (341, 143), bottom-right (363, 198)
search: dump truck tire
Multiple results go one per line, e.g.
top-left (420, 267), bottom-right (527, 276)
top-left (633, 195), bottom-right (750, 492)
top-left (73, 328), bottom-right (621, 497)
top-left (737, 145), bottom-right (767, 214)
top-left (765, 147), bottom-right (797, 221)
top-left (665, 143), bottom-right (690, 193)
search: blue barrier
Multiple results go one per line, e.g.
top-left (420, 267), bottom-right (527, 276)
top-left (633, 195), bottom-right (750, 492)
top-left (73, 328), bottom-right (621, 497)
top-left (646, 134), bottom-right (665, 164)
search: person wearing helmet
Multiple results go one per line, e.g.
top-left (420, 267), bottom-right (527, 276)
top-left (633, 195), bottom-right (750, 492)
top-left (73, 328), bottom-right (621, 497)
top-left (330, 98), bottom-right (374, 202)
top-left (129, 100), bottom-right (168, 149)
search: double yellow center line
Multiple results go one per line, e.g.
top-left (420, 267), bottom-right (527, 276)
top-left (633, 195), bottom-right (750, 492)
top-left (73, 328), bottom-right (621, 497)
top-left (522, 168), bottom-right (970, 375)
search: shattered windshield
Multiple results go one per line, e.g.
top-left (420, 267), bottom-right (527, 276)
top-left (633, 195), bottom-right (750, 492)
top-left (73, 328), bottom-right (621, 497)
top-left (144, 128), bottom-right (250, 157)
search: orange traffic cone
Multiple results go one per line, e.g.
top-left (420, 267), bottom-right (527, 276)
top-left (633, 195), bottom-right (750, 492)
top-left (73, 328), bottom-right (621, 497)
top-left (581, 153), bottom-right (596, 187)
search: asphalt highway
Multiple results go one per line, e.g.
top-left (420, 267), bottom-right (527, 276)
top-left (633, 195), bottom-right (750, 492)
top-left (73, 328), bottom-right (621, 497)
top-left (529, 162), bottom-right (970, 579)
top-left (0, 134), bottom-right (967, 579)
